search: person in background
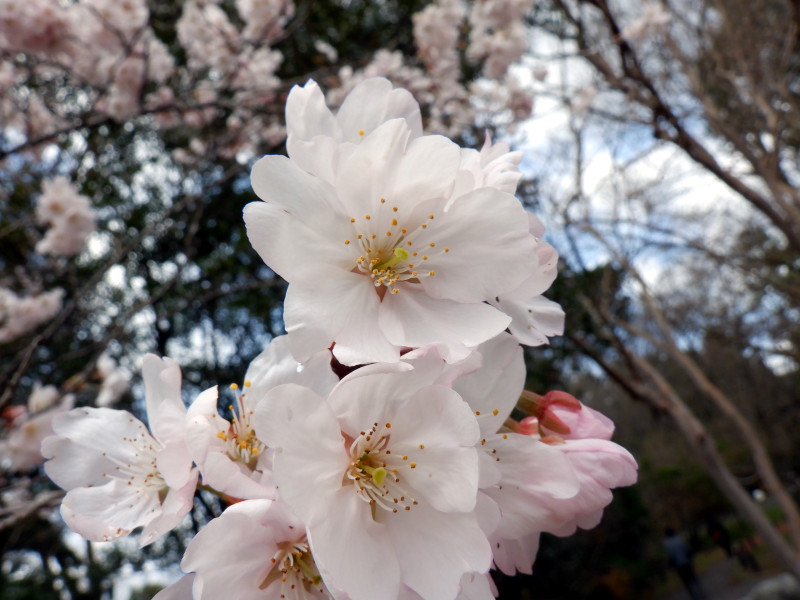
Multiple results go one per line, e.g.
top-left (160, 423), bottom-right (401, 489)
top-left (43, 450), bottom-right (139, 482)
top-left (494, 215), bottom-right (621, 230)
top-left (664, 527), bottom-right (707, 600)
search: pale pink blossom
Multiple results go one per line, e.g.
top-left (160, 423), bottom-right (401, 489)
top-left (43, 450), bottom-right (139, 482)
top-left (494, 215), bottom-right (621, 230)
top-left (95, 353), bottom-right (133, 407)
top-left (34, 177), bottom-right (97, 257)
top-left (245, 78), bottom-right (538, 365)
top-left (235, 0), bottom-right (294, 42)
top-left (146, 37), bottom-right (176, 84)
top-left (184, 335), bottom-right (337, 501)
top-left (0, 0), bottom-right (72, 55)
top-left (448, 136), bottom-right (565, 347)
top-left (448, 334), bottom-right (581, 574)
top-left (467, 0), bottom-right (534, 79)
top-left (174, 499), bottom-right (330, 600)
top-left (177, 0), bottom-right (240, 74)
top-left (413, 0), bottom-right (465, 79)
top-left (254, 356), bottom-right (491, 600)
top-left (27, 382), bottom-right (60, 413)
top-left (42, 355), bottom-right (201, 546)
top-left (0, 287), bottom-right (64, 344)
top-left (83, 0), bottom-right (149, 41)
top-left (0, 392), bottom-right (74, 473)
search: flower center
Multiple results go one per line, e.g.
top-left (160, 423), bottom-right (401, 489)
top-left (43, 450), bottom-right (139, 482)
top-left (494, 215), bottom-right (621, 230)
top-left (259, 539), bottom-right (328, 597)
top-left (344, 202), bottom-right (450, 295)
top-left (99, 425), bottom-right (169, 519)
top-left (346, 421), bottom-right (418, 513)
top-left (216, 383), bottom-right (265, 468)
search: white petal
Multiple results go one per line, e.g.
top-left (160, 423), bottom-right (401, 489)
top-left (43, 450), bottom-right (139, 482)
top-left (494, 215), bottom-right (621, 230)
top-left (288, 135), bottom-right (342, 184)
top-left (284, 268), bottom-right (398, 365)
top-left (494, 294), bottom-right (565, 347)
top-left (254, 384), bottom-right (348, 522)
top-left (334, 119), bottom-right (411, 218)
top-left (380, 286), bottom-right (510, 361)
top-left (419, 188), bottom-right (535, 302)
top-left (140, 474), bottom-right (197, 546)
top-left (244, 334), bottom-right (338, 400)
top-left (327, 362), bottom-right (443, 437)
top-left (335, 77), bottom-right (423, 142)
top-left (388, 386), bottom-right (480, 513)
top-left (61, 479), bottom-right (160, 542)
top-left (452, 333), bottom-right (525, 434)
top-left (286, 79), bottom-right (340, 143)
top-left (156, 440), bottom-right (195, 490)
top-left (308, 488), bottom-right (400, 600)
top-left (151, 574), bottom-right (195, 600)
top-left (142, 355), bottom-right (187, 445)
top-left (44, 407), bottom-right (155, 490)
top-left (384, 505), bottom-right (491, 600)
top-left (387, 134), bottom-right (461, 206)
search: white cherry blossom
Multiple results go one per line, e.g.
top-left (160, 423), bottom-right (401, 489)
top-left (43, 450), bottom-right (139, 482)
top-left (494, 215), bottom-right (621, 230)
top-left (42, 355), bottom-right (202, 546)
top-left (245, 80), bottom-right (538, 365)
top-left (168, 499), bottom-right (330, 600)
top-left (184, 335), bottom-right (338, 501)
top-left (254, 356), bottom-right (491, 600)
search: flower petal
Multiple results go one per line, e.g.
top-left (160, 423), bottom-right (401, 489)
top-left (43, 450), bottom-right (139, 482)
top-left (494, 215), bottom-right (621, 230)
top-left (142, 354), bottom-right (186, 445)
top-left (380, 286), bottom-right (510, 361)
top-left (244, 334), bottom-right (338, 400)
top-left (284, 268), bottom-right (398, 365)
top-left (335, 77), bottom-right (423, 142)
top-left (419, 188), bottom-right (535, 302)
top-left (254, 383), bottom-right (348, 522)
top-left (308, 488), bottom-right (400, 600)
top-left (384, 504), bottom-right (491, 600)
top-left (452, 333), bottom-right (525, 434)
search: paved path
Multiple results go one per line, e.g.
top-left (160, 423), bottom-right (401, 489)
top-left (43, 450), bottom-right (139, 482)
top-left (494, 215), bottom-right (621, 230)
top-left (660, 557), bottom-right (786, 600)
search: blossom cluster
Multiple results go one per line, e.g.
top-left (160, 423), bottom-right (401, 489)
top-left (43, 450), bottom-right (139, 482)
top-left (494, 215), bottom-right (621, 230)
top-left (34, 176), bottom-right (97, 257)
top-left (1, 0), bottom-right (535, 163)
top-left (40, 78), bottom-right (636, 600)
top-left (0, 286), bottom-right (64, 344)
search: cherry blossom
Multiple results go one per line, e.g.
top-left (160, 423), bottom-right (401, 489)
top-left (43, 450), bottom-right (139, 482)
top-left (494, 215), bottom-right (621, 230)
top-left (0, 390), bottom-right (73, 473)
top-left (245, 78), bottom-right (539, 365)
top-left (34, 176), bottom-right (96, 257)
top-left (0, 286), bottom-right (64, 344)
top-left (163, 498), bottom-right (330, 600)
top-left (446, 333), bottom-right (637, 576)
top-left (95, 353), bottom-right (133, 407)
top-left (42, 355), bottom-right (202, 546)
top-left (254, 356), bottom-right (492, 600)
top-left (184, 335), bottom-right (337, 501)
